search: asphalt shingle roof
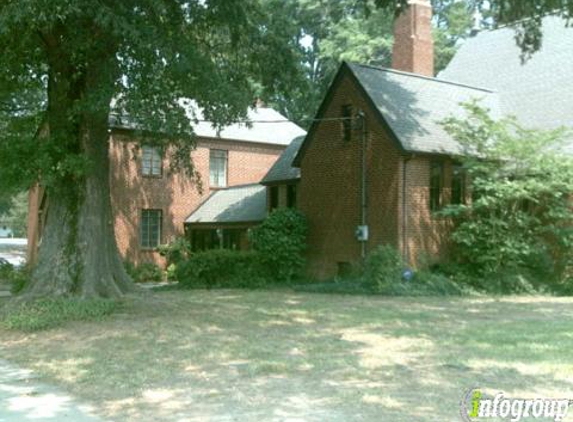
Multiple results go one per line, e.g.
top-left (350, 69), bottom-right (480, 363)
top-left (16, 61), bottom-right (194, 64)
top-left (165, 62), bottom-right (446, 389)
top-left (439, 15), bottom-right (573, 133)
top-left (347, 63), bottom-right (502, 155)
top-left (261, 135), bottom-right (304, 184)
top-left (111, 105), bottom-right (306, 147)
top-left (185, 184), bottom-right (266, 224)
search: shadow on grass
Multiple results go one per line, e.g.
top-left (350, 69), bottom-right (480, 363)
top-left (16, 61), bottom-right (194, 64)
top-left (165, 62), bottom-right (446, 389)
top-left (1, 291), bottom-right (573, 421)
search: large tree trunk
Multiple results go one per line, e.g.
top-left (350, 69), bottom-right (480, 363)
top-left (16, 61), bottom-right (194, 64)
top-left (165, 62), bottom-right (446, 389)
top-left (24, 120), bottom-right (134, 299)
top-left (22, 30), bottom-right (134, 299)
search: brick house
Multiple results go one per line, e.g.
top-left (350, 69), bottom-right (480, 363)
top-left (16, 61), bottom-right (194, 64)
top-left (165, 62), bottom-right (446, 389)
top-left (183, 135), bottom-right (305, 249)
top-left (290, 3), bottom-right (573, 278)
top-left (27, 0), bottom-right (573, 279)
top-left (27, 106), bottom-right (306, 266)
top-left (183, 3), bottom-right (573, 279)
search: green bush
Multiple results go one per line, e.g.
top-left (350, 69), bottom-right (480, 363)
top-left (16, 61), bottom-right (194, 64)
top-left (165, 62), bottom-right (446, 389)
top-left (124, 261), bottom-right (163, 283)
top-left (441, 101), bottom-right (573, 284)
top-left (0, 259), bottom-right (29, 294)
top-left (176, 249), bottom-right (267, 289)
top-left (295, 269), bottom-right (467, 297)
top-left (296, 246), bottom-right (469, 297)
top-left (165, 263), bottom-right (178, 281)
top-left (158, 238), bottom-right (192, 266)
top-left (249, 208), bottom-right (307, 282)
top-left (0, 258), bottom-right (13, 281)
top-left (363, 245), bottom-right (404, 292)
top-left (9, 268), bottom-right (29, 294)
top-left (1, 298), bottom-right (118, 331)
top-left (380, 270), bottom-right (466, 296)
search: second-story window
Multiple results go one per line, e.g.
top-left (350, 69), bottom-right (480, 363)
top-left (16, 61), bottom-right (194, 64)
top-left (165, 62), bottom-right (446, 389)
top-left (429, 161), bottom-right (444, 212)
top-left (210, 149), bottom-right (228, 188)
top-left (142, 145), bottom-right (162, 177)
top-left (341, 104), bottom-right (352, 142)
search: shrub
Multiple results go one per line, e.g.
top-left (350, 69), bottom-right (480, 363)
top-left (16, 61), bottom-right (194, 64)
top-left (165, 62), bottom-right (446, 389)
top-left (0, 258), bottom-right (13, 281)
top-left (249, 208), bottom-right (307, 282)
top-left (381, 270), bottom-right (466, 296)
top-left (9, 268), bottom-right (29, 294)
top-left (124, 261), bottom-right (163, 283)
top-left (441, 101), bottom-right (573, 284)
top-left (0, 259), bottom-right (29, 294)
top-left (1, 298), bottom-right (118, 331)
top-left (158, 238), bottom-right (192, 266)
top-left (165, 263), bottom-right (178, 281)
top-left (175, 249), bottom-right (266, 289)
top-left (363, 245), bottom-right (404, 292)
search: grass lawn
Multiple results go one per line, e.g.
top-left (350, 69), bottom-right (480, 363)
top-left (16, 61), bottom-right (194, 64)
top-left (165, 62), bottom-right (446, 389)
top-left (1, 290), bottom-right (573, 421)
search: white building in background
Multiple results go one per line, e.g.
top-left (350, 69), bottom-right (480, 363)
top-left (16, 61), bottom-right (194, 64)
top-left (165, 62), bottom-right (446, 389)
top-left (0, 222), bottom-right (13, 238)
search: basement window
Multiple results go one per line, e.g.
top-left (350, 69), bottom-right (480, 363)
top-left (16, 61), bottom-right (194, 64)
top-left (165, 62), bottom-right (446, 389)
top-left (338, 262), bottom-right (352, 277)
top-left (141, 145), bottom-right (162, 177)
top-left (341, 104), bottom-right (352, 142)
top-left (429, 161), bottom-right (444, 212)
top-left (140, 209), bottom-right (162, 249)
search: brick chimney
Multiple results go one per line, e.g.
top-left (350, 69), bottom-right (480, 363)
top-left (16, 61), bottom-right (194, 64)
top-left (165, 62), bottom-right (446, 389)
top-left (392, 0), bottom-right (434, 77)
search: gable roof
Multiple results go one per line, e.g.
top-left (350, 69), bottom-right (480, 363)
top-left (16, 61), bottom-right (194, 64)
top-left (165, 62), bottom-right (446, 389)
top-left (296, 16), bottom-right (573, 165)
top-left (439, 15), bottom-right (573, 133)
top-left (261, 135), bottom-right (304, 185)
top-left (294, 62), bottom-right (500, 165)
top-left (347, 63), bottom-right (501, 155)
top-left (185, 184), bottom-right (266, 224)
top-left (111, 106), bottom-right (306, 147)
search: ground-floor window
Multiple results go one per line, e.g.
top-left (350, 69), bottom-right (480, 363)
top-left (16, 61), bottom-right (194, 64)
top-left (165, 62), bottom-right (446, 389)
top-left (269, 186), bottom-right (279, 210)
top-left (141, 209), bottom-right (162, 248)
top-left (429, 161), bottom-right (444, 211)
top-left (451, 164), bottom-right (466, 205)
top-left (287, 184), bottom-right (297, 208)
top-left (190, 228), bottom-right (245, 251)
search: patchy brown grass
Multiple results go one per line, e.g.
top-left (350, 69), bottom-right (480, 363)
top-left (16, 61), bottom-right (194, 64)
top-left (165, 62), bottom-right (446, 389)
top-left (1, 290), bottom-right (573, 421)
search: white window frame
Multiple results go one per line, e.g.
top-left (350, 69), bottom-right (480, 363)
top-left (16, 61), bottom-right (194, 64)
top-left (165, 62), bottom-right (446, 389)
top-left (209, 149), bottom-right (228, 188)
top-left (142, 145), bottom-right (162, 177)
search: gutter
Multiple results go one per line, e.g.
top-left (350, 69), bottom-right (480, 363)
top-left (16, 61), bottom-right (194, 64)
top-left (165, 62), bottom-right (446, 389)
top-left (359, 110), bottom-right (368, 260)
top-left (402, 154), bottom-right (413, 264)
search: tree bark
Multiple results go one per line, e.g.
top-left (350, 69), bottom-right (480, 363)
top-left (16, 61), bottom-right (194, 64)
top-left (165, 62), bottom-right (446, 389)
top-left (22, 30), bottom-right (134, 299)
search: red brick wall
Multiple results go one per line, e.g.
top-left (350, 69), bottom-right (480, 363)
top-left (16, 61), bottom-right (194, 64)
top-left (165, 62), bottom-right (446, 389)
top-left (110, 132), bottom-right (285, 266)
top-left (299, 75), bottom-right (402, 279)
top-left (298, 73), bottom-right (453, 279)
top-left (392, 0), bottom-right (434, 77)
top-left (402, 156), bottom-right (453, 266)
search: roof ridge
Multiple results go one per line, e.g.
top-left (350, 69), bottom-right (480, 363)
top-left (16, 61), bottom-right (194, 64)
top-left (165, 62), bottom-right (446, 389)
top-left (348, 62), bottom-right (496, 93)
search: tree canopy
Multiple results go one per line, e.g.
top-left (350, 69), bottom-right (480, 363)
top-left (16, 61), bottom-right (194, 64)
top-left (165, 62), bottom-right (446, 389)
top-left (262, 0), bottom-right (480, 125)
top-left (0, 0), bottom-right (301, 193)
top-left (0, 0), bottom-right (302, 298)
